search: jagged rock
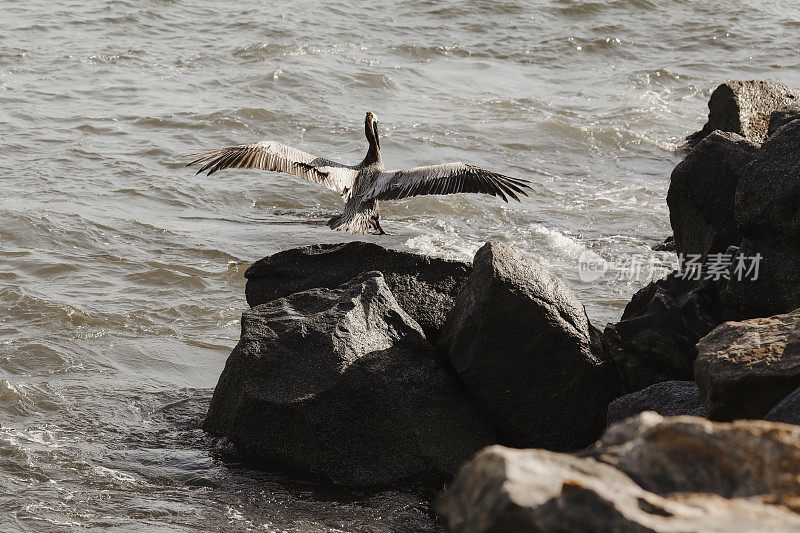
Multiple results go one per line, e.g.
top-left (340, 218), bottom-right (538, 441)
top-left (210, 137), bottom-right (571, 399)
top-left (687, 80), bottom-right (800, 146)
top-left (602, 273), bottom-right (730, 392)
top-left (695, 309), bottom-right (800, 421)
top-left (438, 242), bottom-right (620, 451)
top-left (606, 381), bottom-right (705, 425)
top-left (765, 386), bottom-right (800, 426)
top-left (437, 413), bottom-right (800, 533)
top-left (205, 271), bottom-right (494, 487)
top-left (767, 107), bottom-right (800, 137)
top-left (667, 131), bottom-right (758, 258)
top-left (244, 242), bottom-right (470, 343)
top-left (727, 120), bottom-right (800, 317)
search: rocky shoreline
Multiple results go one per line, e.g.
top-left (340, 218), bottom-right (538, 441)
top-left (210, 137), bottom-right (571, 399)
top-left (204, 80), bottom-right (800, 531)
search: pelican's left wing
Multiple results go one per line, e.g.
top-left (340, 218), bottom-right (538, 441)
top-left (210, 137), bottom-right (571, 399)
top-left (186, 141), bottom-right (357, 198)
top-left (365, 162), bottom-right (531, 203)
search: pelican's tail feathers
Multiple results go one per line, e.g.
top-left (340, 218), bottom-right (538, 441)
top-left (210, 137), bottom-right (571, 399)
top-left (326, 201), bottom-right (383, 235)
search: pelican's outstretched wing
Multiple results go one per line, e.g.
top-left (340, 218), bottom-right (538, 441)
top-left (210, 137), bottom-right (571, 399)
top-left (365, 163), bottom-right (531, 203)
top-left (187, 141), bottom-right (357, 198)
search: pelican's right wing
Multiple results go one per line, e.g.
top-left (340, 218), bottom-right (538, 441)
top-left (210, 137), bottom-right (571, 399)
top-left (365, 162), bottom-right (531, 202)
top-left (186, 141), bottom-right (357, 198)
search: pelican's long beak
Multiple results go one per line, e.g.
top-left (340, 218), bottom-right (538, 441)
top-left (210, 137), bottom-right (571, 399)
top-left (373, 118), bottom-right (380, 150)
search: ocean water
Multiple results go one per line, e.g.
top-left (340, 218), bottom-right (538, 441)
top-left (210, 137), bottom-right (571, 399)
top-left (2, 0), bottom-right (800, 530)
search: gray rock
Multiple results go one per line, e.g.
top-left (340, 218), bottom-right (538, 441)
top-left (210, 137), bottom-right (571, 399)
top-left (437, 413), bottom-right (800, 533)
top-left (695, 308), bottom-right (800, 421)
top-left (765, 386), bottom-right (800, 425)
top-left (767, 107), bottom-right (800, 137)
top-left (607, 381), bottom-right (705, 425)
top-left (727, 120), bottom-right (800, 316)
top-left (205, 271), bottom-right (494, 487)
top-left (438, 242), bottom-right (621, 451)
top-left (667, 131), bottom-right (758, 259)
top-left (244, 242), bottom-right (470, 343)
top-left (687, 80), bottom-right (800, 146)
top-left (602, 273), bottom-right (731, 392)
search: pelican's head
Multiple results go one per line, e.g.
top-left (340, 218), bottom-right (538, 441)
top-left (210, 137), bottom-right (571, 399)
top-left (365, 111), bottom-right (380, 150)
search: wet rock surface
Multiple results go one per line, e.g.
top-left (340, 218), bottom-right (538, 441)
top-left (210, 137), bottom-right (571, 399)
top-left (695, 309), bottom-right (800, 421)
top-left (439, 242), bottom-right (621, 450)
top-left (205, 271), bottom-right (494, 487)
top-left (437, 413), bottom-right (800, 532)
top-left (244, 242), bottom-right (471, 343)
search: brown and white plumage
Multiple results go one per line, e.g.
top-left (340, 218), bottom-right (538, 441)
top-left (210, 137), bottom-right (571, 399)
top-left (187, 111), bottom-right (531, 234)
top-left (366, 162), bottom-right (531, 203)
top-left (187, 142), bottom-right (358, 198)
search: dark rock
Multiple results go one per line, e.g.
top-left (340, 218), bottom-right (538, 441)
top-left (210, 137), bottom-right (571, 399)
top-left (726, 239), bottom-right (800, 318)
top-left (652, 235), bottom-right (676, 252)
top-left (606, 381), bottom-right (705, 425)
top-left (602, 273), bottom-right (731, 392)
top-left (765, 386), bottom-right (800, 425)
top-left (437, 413), bottom-right (800, 532)
top-left (667, 131), bottom-right (758, 258)
top-left (244, 242), bottom-right (470, 343)
top-left (727, 120), bottom-right (800, 316)
top-left (734, 119), bottom-right (800, 239)
top-left (687, 80), bottom-right (800, 146)
top-left (767, 107), bottom-right (800, 137)
top-left (438, 242), bottom-right (621, 451)
top-left (695, 309), bottom-right (800, 421)
top-left (205, 271), bottom-right (494, 487)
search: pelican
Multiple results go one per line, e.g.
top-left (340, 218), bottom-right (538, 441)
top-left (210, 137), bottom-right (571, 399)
top-left (187, 112), bottom-right (531, 235)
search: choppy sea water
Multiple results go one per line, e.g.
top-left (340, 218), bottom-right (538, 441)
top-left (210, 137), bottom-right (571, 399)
top-left (2, 1), bottom-right (800, 530)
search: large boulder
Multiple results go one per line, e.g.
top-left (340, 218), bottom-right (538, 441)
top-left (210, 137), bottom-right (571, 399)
top-left (591, 413), bottom-right (800, 498)
top-left (667, 131), bottom-right (758, 258)
top-left (687, 80), bottom-right (800, 146)
top-left (606, 381), bottom-right (705, 425)
top-left (694, 308), bottom-right (800, 421)
top-left (727, 120), bottom-right (800, 316)
top-left (205, 271), bottom-right (494, 487)
top-left (437, 413), bottom-right (800, 532)
top-left (244, 242), bottom-right (470, 343)
top-left (602, 273), bottom-right (731, 392)
top-left (438, 242), bottom-right (621, 451)
top-left (765, 386), bottom-right (800, 426)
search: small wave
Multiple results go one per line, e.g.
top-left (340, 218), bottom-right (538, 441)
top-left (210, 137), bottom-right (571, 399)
top-left (390, 44), bottom-right (473, 61)
top-left (86, 48), bottom-right (147, 64)
top-left (92, 465), bottom-right (142, 485)
top-left (529, 223), bottom-right (586, 260)
top-left (0, 380), bottom-right (61, 417)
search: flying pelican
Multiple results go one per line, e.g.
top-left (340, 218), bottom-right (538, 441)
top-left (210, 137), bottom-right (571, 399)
top-left (187, 112), bottom-right (531, 235)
